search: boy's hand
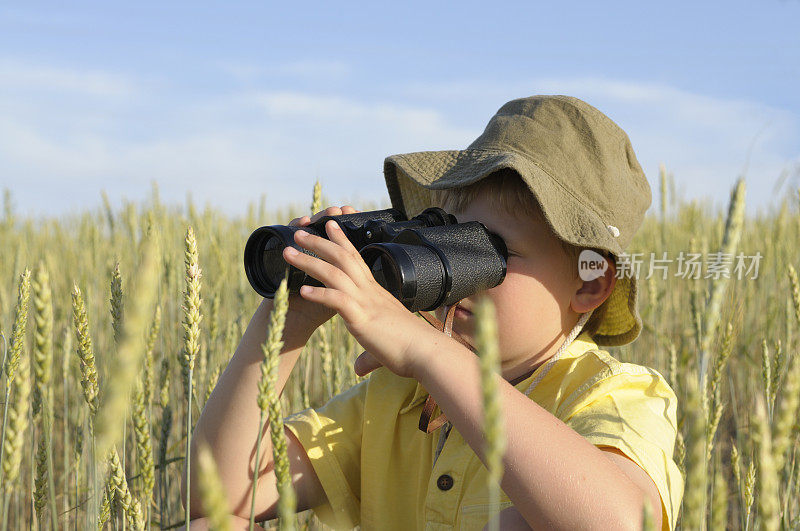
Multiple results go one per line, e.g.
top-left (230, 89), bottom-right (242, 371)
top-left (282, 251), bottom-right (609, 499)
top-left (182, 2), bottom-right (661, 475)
top-left (282, 217), bottom-right (438, 380)
top-left (280, 205), bottom-right (360, 338)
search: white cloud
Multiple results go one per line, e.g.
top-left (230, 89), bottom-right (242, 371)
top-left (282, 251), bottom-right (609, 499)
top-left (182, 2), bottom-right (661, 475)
top-left (275, 60), bottom-right (351, 78)
top-left (1, 63), bottom-right (797, 221)
top-left (0, 66), bottom-right (474, 217)
top-left (0, 58), bottom-right (137, 97)
top-left (216, 59), bottom-right (352, 84)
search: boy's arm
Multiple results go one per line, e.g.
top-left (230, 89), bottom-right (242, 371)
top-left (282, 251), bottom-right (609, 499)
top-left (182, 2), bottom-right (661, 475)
top-left (600, 447), bottom-right (663, 528)
top-left (181, 297), bottom-right (326, 521)
top-left (413, 338), bottom-right (659, 531)
top-left (484, 449), bottom-right (663, 531)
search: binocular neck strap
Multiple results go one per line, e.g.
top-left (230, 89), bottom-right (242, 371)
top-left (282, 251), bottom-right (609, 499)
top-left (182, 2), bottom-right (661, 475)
top-left (417, 304), bottom-right (473, 351)
top-left (417, 303), bottom-right (465, 434)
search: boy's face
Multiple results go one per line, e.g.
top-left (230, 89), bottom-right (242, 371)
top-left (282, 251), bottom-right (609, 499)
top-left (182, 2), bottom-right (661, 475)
top-left (434, 194), bottom-right (585, 382)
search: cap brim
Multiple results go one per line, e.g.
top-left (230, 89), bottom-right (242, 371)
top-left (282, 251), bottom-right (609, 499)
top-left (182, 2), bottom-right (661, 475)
top-left (384, 147), bottom-right (642, 347)
top-left (385, 148), bottom-right (625, 256)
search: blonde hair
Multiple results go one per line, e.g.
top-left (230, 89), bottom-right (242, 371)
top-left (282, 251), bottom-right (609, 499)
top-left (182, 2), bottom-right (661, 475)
top-left (429, 167), bottom-right (613, 337)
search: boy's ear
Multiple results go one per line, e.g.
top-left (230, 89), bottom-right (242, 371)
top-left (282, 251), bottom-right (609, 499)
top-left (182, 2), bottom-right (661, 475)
top-left (570, 259), bottom-right (616, 314)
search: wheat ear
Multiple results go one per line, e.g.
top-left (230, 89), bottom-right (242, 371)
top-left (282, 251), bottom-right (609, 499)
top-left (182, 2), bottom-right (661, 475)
top-left (0, 268), bottom-right (31, 492)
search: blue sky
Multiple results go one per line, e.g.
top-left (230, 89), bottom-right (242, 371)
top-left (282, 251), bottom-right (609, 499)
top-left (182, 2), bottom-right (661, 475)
top-left (2, 0), bottom-right (799, 219)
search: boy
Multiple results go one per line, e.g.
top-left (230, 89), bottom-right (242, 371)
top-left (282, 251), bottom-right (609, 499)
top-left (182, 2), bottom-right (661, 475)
top-left (184, 95), bottom-right (683, 530)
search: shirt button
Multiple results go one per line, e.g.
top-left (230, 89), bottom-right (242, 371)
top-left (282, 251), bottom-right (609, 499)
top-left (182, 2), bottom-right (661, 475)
top-left (437, 474), bottom-right (454, 491)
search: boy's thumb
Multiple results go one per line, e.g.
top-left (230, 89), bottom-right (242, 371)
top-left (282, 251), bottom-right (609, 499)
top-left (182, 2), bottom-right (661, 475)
top-left (354, 350), bottom-right (382, 377)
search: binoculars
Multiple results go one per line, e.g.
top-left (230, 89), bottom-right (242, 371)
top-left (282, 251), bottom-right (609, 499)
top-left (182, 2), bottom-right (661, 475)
top-left (243, 207), bottom-right (508, 313)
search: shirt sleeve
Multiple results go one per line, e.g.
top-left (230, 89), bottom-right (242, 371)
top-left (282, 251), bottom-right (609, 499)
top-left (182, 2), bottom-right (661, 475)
top-left (561, 367), bottom-right (684, 531)
top-left (283, 378), bottom-right (369, 530)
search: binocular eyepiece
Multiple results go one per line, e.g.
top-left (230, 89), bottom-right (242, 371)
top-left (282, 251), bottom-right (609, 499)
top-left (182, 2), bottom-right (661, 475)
top-left (243, 207), bottom-right (508, 313)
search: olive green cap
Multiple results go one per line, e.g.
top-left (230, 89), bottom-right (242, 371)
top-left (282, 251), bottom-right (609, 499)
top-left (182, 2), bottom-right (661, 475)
top-left (383, 95), bottom-right (651, 347)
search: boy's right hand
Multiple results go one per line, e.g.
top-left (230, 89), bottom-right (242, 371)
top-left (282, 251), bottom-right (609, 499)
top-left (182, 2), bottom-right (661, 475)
top-left (281, 205), bottom-right (360, 337)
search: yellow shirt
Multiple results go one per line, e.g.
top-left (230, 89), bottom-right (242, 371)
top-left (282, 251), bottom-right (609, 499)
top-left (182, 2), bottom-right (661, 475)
top-left (283, 331), bottom-right (684, 530)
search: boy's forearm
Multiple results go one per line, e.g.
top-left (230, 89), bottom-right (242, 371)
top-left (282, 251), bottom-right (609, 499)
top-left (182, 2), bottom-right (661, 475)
top-left (184, 297), bottom-right (312, 518)
top-left (413, 334), bottom-right (646, 531)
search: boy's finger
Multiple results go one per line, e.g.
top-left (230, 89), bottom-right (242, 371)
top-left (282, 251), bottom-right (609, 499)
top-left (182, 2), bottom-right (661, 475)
top-left (293, 226), bottom-right (370, 285)
top-left (284, 244), bottom-right (358, 294)
top-left (298, 285), bottom-right (358, 323)
top-left (354, 350), bottom-right (383, 377)
top-left (324, 220), bottom-right (374, 281)
top-left (309, 206), bottom-right (343, 223)
top-left (308, 205), bottom-right (358, 224)
top-left (288, 215), bottom-right (310, 227)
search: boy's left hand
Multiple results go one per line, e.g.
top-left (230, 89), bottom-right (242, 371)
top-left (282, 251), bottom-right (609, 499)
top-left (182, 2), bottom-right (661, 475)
top-left (282, 219), bottom-right (438, 380)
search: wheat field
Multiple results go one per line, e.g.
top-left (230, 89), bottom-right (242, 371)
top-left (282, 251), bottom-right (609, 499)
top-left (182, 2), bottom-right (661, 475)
top-left (1, 169), bottom-right (799, 530)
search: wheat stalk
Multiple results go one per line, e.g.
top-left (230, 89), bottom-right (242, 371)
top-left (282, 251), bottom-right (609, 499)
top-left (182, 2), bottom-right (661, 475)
top-left (711, 453), bottom-right (728, 530)
top-left (108, 447), bottom-right (145, 531)
top-left (753, 395), bottom-right (779, 531)
top-left (698, 178), bottom-right (746, 385)
top-left (744, 456), bottom-right (756, 530)
top-left (771, 342), bottom-right (800, 472)
top-left (682, 375), bottom-right (707, 530)
top-left (132, 379), bottom-right (154, 529)
top-left (731, 442), bottom-right (746, 529)
top-left (32, 263), bottom-right (53, 419)
top-left (0, 268), bottom-right (31, 493)
top-left (180, 225), bottom-right (202, 531)
top-left (788, 265), bottom-right (800, 325)
top-left (1, 269), bottom-right (31, 387)
top-left (204, 362), bottom-right (221, 406)
top-left (668, 342), bottom-right (678, 389)
top-left (474, 297), bottom-right (506, 531)
top-left (675, 430), bottom-right (686, 479)
top-left (34, 432), bottom-right (48, 524)
top-left (59, 324), bottom-right (72, 524)
top-left (708, 322), bottom-right (734, 413)
top-left (0, 274), bottom-right (32, 530)
top-left (71, 284), bottom-right (100, 417)
top-left (31, 263), bottom-right (58, 531)
top-left (311, 180), bottom-right (322, 215)
top-left (97, 475), bottom-right (112, 529)
top-left (250, 274), bottom-right (295, 531)
top-left (209, 294), bottom-right (220, 351)
top-left (110, 261), bottom-right (124, 346)
top-left (761, 339), bottom-right (773, 420)
top-left (317, 324), bottom-right (334, 398)
top-left (143, 304), bottom-right (162, 411)
top-left (95, 235), bottom-right (159, 462)
top-left (157, 356), bottom-right (172, 529)
top-left (771, 339), bottom-right (785, 398)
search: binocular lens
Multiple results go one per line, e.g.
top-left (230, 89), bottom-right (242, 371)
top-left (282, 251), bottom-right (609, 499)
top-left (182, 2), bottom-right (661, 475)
top-left (244, 228), bottom-right (292, 296)
top-left (370, 255), bottom-right (401, 294)
top-left (361, 243), bottom-right (447, 311)
top-left (261, 235), bottom-right (287, 290)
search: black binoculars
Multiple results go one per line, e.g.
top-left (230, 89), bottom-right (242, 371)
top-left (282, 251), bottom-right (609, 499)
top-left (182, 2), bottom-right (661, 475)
top-left (243, 207), bottom-right (508, 313)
